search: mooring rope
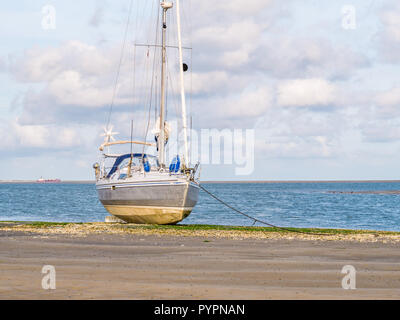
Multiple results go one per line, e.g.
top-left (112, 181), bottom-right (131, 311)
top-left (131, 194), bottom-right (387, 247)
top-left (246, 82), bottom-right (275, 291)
top-left (197, 183), bottom-right (332, 236)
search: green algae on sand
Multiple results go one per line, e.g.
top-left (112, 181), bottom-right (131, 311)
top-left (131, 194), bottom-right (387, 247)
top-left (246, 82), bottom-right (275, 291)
top-left (1, 221), bottom-right (400, 242)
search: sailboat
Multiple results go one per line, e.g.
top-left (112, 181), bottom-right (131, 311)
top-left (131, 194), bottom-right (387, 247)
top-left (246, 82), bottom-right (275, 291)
top-left (93, 1), bottom-right (200, 225)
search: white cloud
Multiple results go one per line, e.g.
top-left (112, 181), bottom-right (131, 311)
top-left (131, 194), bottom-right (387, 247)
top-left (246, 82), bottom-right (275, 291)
top-left (226, 86), bottom-right (273, 118)
top-left (2, 0), bottom-right (399, 180)
top-left (193, 19), bottom-right (264, 51)
top-left (0, 119), bottom-right (100, 153)
top-left (381, 11), bottom-right (400, 42)
top-left (255, 36), bottom-right (369, 79)
top-left (189, 71), bottom-right (247, 96)
top-left (192, 85), bottom-right (273, 128)
top-left (259, 135), bottom-right (337, 159)
top-left (47, 70), bottom-right (116, 108)
top-left (277, 78), bottom-right (336, 107)
top-left (0, 56), bottom-right (6, 72)
top-left (13, 123), bottom-right (83, 149)
top-left (11, 41), bottom-right (114, 83)
top-left (192, 19), bottom-right (266, 72)
top-left (376, 87), bottom-right (400, 106)
top-left (193, 0), bottom-right (274, 24)
top-left (8, 40), bottom-right (142, 126)
top-left (358, 118), bottom-right (400, 143)
top-left (13, 123), bottom-right (49, 148)
top-left (205, 0), bottom-right (273, 16)
top-left (378, 4), bottom-right (400, 63)
top-left (221, 49), bottom-right (251, 68)
top-left (190, 71), bottom-right (229, 95)
top-left (252, 106), bottom-right (348, 159)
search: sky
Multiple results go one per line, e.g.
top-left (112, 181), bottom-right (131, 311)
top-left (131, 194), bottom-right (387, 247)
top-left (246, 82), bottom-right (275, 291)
top-left (1, 0), bottom-right (400, 181)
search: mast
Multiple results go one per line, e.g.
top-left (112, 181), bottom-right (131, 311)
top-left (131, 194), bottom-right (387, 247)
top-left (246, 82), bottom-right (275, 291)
top-left (176, 0), bottom-right (189, 166)
top-left (159, 1), bottom-right (173, 167)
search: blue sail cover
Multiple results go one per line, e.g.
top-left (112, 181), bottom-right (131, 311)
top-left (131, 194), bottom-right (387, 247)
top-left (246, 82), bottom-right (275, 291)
top-left (107, 153), bottom-right (150, 178)
top-left (169, 155), bottom-right (181, 173)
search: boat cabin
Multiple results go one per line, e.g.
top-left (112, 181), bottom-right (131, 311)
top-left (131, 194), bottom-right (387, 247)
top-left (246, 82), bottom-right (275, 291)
top-left (106, 153), bottom-right (159, 179)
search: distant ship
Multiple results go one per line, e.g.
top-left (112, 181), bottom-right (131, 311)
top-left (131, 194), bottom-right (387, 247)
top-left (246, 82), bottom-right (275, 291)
top-left (36, 178), bottom-right (61, 183)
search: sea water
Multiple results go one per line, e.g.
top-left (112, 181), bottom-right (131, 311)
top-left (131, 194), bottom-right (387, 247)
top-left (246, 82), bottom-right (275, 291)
top-left (1, 182), bottom-right (400, 231)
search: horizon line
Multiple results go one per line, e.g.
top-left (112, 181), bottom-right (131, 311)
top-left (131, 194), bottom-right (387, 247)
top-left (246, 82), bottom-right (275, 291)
top-left (1, 179), bottom-right (400, 184)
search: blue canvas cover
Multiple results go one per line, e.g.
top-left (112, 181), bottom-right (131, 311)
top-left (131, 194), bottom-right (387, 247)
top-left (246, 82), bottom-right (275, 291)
top-left (107, 153), bottom-right (150, 178)
top-left (169, 155), bottom-right (181, 173)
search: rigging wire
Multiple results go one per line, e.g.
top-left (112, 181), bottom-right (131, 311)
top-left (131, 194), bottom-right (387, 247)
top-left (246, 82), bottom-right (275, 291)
top-left (102, 1), bottom-right (324, 236)
top-left (131, 44), bottom-right (137, 143)
top-left (106, 0), bottom-right (134, 130)
top-left (130, 0), bottom-right (143, 148)
top-left (189, 45), bottom-right (193, 165)
top-left (166, 54), bottom-right (184, 149)
top-left (131, 0), bottom-right (153, 147)
top-left (141, 2), bottom-right (161, 158)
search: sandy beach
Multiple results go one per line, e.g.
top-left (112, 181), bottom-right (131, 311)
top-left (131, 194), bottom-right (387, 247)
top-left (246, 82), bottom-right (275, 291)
top-left (0, 223), bottom-right (399, 300)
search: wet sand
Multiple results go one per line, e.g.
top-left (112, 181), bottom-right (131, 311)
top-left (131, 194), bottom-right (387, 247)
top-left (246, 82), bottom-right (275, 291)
top-left (1, 229), bottom-right (400, 300)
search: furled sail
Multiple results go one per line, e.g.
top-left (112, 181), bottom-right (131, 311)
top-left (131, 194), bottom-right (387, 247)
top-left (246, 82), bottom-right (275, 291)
top-left (152, 117), bottom-right (171, 150)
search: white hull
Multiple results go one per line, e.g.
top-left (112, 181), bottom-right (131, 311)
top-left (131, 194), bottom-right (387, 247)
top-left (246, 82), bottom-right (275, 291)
top-left (96, 176), bottom-right (199, 224)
